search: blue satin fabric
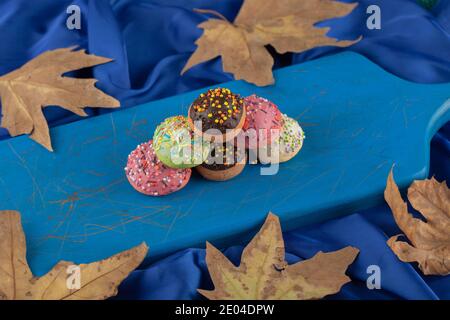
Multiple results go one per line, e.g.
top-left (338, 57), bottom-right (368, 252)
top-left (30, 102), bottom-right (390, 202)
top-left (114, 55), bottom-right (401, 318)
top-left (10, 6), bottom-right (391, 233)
top-left (0, 0), bottom-right (449, 299)
top-left (1, 0), bottom-right (450, 138)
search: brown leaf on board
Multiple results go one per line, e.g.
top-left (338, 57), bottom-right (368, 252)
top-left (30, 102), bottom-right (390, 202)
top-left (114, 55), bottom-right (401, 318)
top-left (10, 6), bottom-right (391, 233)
top-left (0, 210), bottom-right (148, 300)
top-left (182, 0), bottom-right (360, 86)
top-left (199, 212), bottom-right (359, 300)
top-left (385, 169), bottom-right (450, 275)
top-left (0, 47), bottom-right (120, 151)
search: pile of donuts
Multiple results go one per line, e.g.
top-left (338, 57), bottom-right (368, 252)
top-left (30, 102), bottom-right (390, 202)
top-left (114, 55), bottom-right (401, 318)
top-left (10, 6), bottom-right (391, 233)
top-left (125, 88), bottom-right (305, 196)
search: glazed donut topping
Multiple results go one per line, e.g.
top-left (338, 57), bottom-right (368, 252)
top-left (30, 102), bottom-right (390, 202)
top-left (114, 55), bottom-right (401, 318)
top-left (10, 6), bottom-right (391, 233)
top-left (125, 141), bottom-right (191, 196)
top-left (153, 115), bottom-right (209, 168)
top-left (189, 88), bottom-right (244, 133)
top-left (202, 142), bottom-right (246, 171)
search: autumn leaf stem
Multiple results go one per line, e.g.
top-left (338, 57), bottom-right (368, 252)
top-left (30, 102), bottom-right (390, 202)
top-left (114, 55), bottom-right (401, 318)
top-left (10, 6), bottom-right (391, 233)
top-left (193, 8), bottom-right (231, 23)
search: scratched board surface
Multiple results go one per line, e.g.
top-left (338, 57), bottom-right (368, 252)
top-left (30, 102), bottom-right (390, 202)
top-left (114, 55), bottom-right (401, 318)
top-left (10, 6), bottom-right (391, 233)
top-left (0, 53), bottom-right (449, 276)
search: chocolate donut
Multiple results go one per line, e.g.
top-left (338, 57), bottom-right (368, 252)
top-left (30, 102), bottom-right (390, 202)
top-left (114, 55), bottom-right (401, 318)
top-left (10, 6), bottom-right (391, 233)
top-left (196, 141), bottom-right (247, 181)
top-left (188, 88), bottom-right (246, 142)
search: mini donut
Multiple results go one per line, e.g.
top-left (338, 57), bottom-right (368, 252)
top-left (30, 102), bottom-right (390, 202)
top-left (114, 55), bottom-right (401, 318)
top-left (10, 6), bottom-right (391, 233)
top-left (125, 140), bottom-right (191, 196)
top-left (188, 88), bottom-right (246, 143)
top-left (242, 94), bottom-right (283, 150)
top-left (153, 115), bottom-right (210, 169)
top-left (196, 141), bottom-right (247, 181)
top-left (259, 114), bottom-right (305, 164)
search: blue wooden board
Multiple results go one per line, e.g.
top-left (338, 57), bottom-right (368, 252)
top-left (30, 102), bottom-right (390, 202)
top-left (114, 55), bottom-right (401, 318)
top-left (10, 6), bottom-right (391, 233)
top-left (0, 52), bottom-right (449, 276)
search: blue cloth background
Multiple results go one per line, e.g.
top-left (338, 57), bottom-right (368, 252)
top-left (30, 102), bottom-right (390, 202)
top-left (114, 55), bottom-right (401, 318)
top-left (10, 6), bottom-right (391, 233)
top-left (0, 0), bottom-right (448, 299)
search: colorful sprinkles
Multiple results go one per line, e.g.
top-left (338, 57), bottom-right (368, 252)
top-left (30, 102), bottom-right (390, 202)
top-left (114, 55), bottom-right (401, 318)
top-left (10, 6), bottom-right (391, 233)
top-left (279, 114), bottom-right (305, 154)
top-left (189, 88), bottom-right (244, 132)
top-left (202, 142), bottom-right (246, 171)
top-left (153, 115), bottom-right (209, 168)
top-left (124, 141), bottom-right (191, 196)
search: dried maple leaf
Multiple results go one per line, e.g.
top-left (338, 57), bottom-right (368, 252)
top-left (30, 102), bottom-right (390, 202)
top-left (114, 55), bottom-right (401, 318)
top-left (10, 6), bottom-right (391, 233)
top-left (385, 169), bottom-right (450, 276)
top-left (199, 213), bottom-right (359, 300)
top-left (0, 47), bottom-right (120, 151)
top-left (0, 210), bottom-right (148, 300)
top-left (181, 0), bottom-right (360, 86)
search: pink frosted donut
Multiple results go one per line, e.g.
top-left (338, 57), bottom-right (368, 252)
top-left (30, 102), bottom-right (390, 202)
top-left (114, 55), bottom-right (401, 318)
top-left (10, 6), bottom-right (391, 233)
top-left (242, 95), bottom-right (283, 149)
top-left (125, 140), bottom-right (191, 196)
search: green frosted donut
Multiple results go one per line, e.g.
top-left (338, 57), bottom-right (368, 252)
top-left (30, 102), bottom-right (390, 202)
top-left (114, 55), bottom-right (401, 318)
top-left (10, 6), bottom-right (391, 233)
top-left (153, 116), bottom-right (210, 169)
top-left (259, 114), bottom-right (305, 164)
